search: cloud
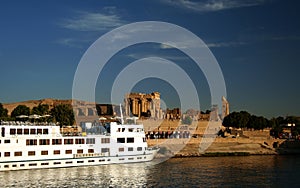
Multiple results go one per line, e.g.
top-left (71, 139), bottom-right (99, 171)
top-left (127, 52), bottom-right (189, 61)
top-left (268, 36), bottom-right (300, 41)
top-left (59, 7), bottom-right (126, 31)
top-left (161, 0), bottom-right (268, 12)
top-left (206, 41), bottom-right (247, 48)
top-left (55, 38), bottom-right (91, 48)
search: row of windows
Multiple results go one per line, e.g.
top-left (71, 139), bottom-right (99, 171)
top-left (118, 147), bottom-right (144, 152)
top-left (117, 137), bottom-right (134, 143)
top-left (25, 138), bottom-right (98, 146)
top-left (0, 147), bottom-right (145, 157)
top-left (0, 149), bottom-right (96, 157)
top-left (1, 156), bottom-right (148, 169)
top-left (116, 128), bottom-right (144, 132)
top-left (1, 158), bottom-right (112, 169)
top-left (10, 128), bottom-right (49, 135)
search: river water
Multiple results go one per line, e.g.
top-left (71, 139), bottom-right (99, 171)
top-left (1, 155), bottom-right (300, 187)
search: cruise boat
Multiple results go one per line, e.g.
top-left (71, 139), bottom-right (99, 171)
top-left (0, 118), bottom-right (159, 171)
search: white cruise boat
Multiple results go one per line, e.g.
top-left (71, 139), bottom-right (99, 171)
top-left (0, 119), bottom-right (159, 171)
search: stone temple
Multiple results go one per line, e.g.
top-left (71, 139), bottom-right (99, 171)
top-left (124, 92), bottom-right (163, 119)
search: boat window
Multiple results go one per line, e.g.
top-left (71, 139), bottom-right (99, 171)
top-left (41, 163), bottom-right (49, 166)
top-left (26, 139), bottom-right (37, 145)
top-left (1, 127), bottom-right (5, 137)
top-left (88, 160), bottom-right (95, 163)
top-left (137, 147), bottom-right (143, 151)
top-left (77, 161), bottom-right (84, 164)
top-left (77, 149), bottom-right (83, 154)
top-left (24, 129), bottom-right (29, 135)
top-left (101, 148), bottom-right (110, 153)
top-left (128, 128), bottom-right (134, 132)
top-left (30, 129), bottom-right (36, 134)
top-left (14, 151), bottom-right (22, 156)
top-left (41, 151), bottom-right (48, 155)
top-left (75, 138), bottom-right (85, 144)
top-left (52, 139), bottom-right (62, 145)
top-left (122, 128), bottom-right (125, 132)
top-left (128, 158), bottom-right (134, 160)
top-left (65, 150), bottom-right (72, 154)
top-left (88, 149), bottom-right (94, 153)
top-left (37, 129), bottom-right (42, 135)
top-left (17, 128), bottom-right (23, 135)
top-left (86, 138), bottom-right (95, 144)
top-left (143, 137), bottom-right (146, 142)
top-left (66, 161), bottom-right (72, 164)
top-left (119, 158), bottom-right (125, 161)
top-left (43, 129), bottom-right (48, 134)
top-left (10, 128), bottom-right (16, 135)
top-left (39, 139), bottom-right (50, 145)
top-left (4, 139), bottom-right (10, 144)
top-left (54, 162), bottom-right (61, 165)
top-left (29, 163), bottom-right (37, 166)
top-left (4, 152), bottom-right (10, 157)
top-left (99, 159), bottom-right (105, 162)
top-left (28, 151), bottom-right (35, 156)
top-left (117, 138), bottom-right (125, 143)
top-left (101, 138), bottom-right (110, 144)
top-left (53, 150), bottom-right (60, 155)
top-left (127, 137), bottom-right (134, 143)
top-left (64, 139), bottom-right (74, 145)
top-left (128, 147), bottom-right (134, 151)
top-left (119, 148), bottom-right (124, 152)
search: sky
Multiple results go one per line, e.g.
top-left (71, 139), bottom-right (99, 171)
top-left (0, 0), bottom-right (300, 118)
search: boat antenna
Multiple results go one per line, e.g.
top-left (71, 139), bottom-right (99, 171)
top-left (120, 104), bottom-right (124, 124)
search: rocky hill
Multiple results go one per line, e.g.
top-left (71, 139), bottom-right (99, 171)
top-left (3, 98), bottom-right (73, 115)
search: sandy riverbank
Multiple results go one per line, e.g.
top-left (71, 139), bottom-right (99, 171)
top-left (147, 137), bottom-right (290, 157)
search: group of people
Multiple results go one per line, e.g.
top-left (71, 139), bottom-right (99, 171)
top-left (145, 130), bottom-right (191, 139)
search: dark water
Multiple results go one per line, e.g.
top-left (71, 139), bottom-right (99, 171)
top-left (1, 155), bottom-right (300, 187)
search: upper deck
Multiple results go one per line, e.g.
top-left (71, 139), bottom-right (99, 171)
top-left (0, 120), bottom-right (145, 139)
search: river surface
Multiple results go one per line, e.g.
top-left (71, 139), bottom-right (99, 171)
top-left (1, 155), bottom-right (300, 187)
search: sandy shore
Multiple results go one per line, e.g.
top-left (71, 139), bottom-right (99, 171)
top-left (147, 137), bottom-right (289, 157)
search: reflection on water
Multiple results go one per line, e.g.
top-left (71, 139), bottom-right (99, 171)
top-left (1, 156), bottom-right (300, 187)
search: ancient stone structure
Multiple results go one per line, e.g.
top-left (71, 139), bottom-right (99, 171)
top-left (221, 96), bottom-right (230, 119)
top-left (124, 92), bottom-right (163, 119)
top-left (165, 108), bottom-right (181, 120)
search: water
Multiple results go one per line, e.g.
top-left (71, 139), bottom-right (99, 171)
top-left (1, 155), bottom-right (300, 187)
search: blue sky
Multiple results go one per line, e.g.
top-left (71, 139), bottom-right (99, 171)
top-left (0, 0), bottom-right (299, 118)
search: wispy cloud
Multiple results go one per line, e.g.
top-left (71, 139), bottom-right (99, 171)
top-left (160, 40), bottom-right (246, 49)
top-left (268, 36), bottom-right (300, 41)
top-left (161, 0), bottom-right (268, 12)
top-left (55, 38), bottom-right (92, 48)
top-left (206, 41), bottom-right (247, 48)
top-left (127, 52), bottom-right (190, 61)
top-left (59, 7), bottom-right (126, 32)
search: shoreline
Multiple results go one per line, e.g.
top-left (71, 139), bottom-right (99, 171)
top-left (148, 137), bottom-right (300, 158)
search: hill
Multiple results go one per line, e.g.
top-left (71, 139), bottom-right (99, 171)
top-left (3, 98), bottom-right (72, 115)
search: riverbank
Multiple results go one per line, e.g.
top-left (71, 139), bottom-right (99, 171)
top-left (147, 137), bottom-right (300, 158)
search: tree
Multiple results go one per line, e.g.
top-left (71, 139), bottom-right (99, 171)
top-left (11, 105), bottom-right (30, 118)
top-left (50, 104), bottom-right (75, 126)
top-left (222, 111), bottom-right (250, 128)
top-left (31, 104), bottom-right (49, 115)
top-left (0, 103), bottom-right (8, 118)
